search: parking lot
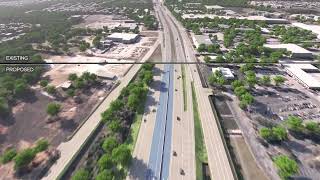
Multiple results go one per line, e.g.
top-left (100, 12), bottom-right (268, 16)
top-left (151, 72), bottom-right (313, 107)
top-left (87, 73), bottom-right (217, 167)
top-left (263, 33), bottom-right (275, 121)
top-left (250, 70), bottom-right (320, 123)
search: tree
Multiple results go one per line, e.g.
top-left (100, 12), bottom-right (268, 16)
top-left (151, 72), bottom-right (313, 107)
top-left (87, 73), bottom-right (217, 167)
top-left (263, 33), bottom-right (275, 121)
top-left (0, 148), bottom-right (17, 164)
top-left (68, 73), bottom-right (78, 81)
top-left (197, 43), bottom-right (207, 52)
top-left (14, 80), bottom-right (28, 96)
top-left (273, 155), bottom-right (298, 180)
top-left (273, 75), bottom-right (286, 86)
top-left (240, 92), bottom-right (254, 105)
top-left (14, 148), bottom-right (36, 170)
top-left (98, 154), bottom-right (114, 170)
top-left (111, 144), bottom-right (132, 167)
top-left (285, 116), bottom-right (303, 132)
top-left (204, 56), bottom-right (211, 63)
top-left (0, 97), bottom-right (10, 115)
top-left (34, 139), bottom-right (49, 153)
top-left (40, 80), bottom-right (49, 87)
top-left (259, 128), bottom-right (273, 141)
top-left (245, 70), bottom-right (257, 87)
top-left (67, 89), bottom-right (75, 97)
top-left (127, 94), bottom-right (140, 110)
top-left (305, 121), bottom-right (320, 134)
top-left (102, 137), bottom-right (119, 153)
top-left (108, 120), bottom-right (122, 134)
top-left (96, 170), bottom-right (114, 180)
top-left (142, 71), bottom-right (153, 85)
top-left (46, 103), bottom-right (61, 116)
top-left (93, 35), bottom-right (102, 48)
top-left (71, 169), bottom-right (90, 180)
top-left (234, 86), bottom-right (247, 97)
top-left (231, 80), bottom-right (243, 89)
top-left (260, 75), bottom-right (271, 86)
top-left (272, 126), bottom-right (288, 141)
top-left (45, 85), bottom-right (56, 94)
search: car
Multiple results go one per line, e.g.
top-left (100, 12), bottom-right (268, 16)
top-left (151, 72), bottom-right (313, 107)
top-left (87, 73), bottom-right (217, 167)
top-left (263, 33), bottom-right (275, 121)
top-left (179, 168), bottom-right (185, 175)
top-left (177, 116), bottom-right (181, 121)
top-left (173, 151), bottom-right (177, 156)
top-left (175, 89), bottom-right (178, 91)
top-left (144, 119), bottom-right (147, 123)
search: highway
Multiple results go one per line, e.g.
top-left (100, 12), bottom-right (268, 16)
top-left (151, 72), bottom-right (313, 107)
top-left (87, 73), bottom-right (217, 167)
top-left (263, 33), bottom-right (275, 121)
top-left (155, 1), bottom-right (236, 180)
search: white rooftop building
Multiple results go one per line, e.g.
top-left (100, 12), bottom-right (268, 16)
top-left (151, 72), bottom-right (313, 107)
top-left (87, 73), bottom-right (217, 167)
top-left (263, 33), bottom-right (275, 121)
top-left (285, 64), bottom-right (320, 90)
top-left (212, 67), bottom-right (235, 79)
top-left (205, 5), bottom-right (224, 10)
top-left (192, 34), bottom-right (212, 48)
top-left (292, 22), bottom-right (320, 39)
top-left (264, 44), bottom-right (313, 59)
top-left (106, 33), bottom-right (139, 44)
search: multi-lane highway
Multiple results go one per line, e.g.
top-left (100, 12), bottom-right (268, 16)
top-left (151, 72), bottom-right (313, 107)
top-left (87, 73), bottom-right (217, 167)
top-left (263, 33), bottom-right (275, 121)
top-left (154, 1), bottom-right (236, 180)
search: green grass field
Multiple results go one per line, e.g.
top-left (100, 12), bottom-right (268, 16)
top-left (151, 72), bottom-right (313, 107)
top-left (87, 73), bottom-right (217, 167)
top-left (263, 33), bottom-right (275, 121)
top-left (191, 82), bottom-right (208, 180)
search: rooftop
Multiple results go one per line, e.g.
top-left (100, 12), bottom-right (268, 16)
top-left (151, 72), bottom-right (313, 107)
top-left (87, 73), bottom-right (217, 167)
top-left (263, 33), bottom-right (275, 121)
top-left (285, 64), bottom-right (320, 88)
top-left (212, 67), bottom-right (234, 79)
top-left (192, 34), bottom-right (212, 45)
top-left (205, 5), bottom-right (224, 9)
top-left (107, 33), bottom-right (139, 41)
top-left (263, 44), bottom-right (312, 54)
top-left (292, 22), bottom-right (320, 39)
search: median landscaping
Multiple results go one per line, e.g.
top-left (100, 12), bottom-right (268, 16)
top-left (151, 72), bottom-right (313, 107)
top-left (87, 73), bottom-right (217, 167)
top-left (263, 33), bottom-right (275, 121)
top-left (191, 82), bottom-right (208, 180)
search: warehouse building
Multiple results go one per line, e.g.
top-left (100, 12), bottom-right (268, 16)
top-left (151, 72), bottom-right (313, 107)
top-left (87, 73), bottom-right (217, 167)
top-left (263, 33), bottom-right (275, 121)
top-left (192, 34), bottom-right (212, 48)
top-left (212, 67), bottom-right (235, 79)
top-left (264, 44), bottom-right (313, 59)
top-left (285, 64), bottom-right (320, 90)
top-left (106, 33), bottom-right (139, 44)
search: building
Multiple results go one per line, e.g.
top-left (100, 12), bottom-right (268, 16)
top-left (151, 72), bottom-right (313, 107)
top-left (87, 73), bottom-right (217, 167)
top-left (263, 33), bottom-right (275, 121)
top-left (88, 65), bottom-right (116, 80)
top-left (181, 14), bottom-right (289, 24)
top-left (205, 5), bottom-right (224, 10)
top-left (100, 39), bottom-right (113, 49)
top-left (212, 67), bottom-right (235, 79)
top-left (292, 22), bottom-right (320, 40)
top-left (106, 33), bottom-right (139, 44)
top-left (192, 34), bottom-right (212, 48)
top-left (264, 44), bottom-right (313, 59)
top-left (285, 64), bottom-right (320, 90)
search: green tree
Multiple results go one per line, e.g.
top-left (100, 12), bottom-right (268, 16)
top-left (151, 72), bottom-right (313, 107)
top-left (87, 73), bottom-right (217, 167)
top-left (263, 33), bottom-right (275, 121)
top-left (240, 92), bottom-right (254, 105)
top-left (14, 148), bottom-right (36, 170)
top-left (260, 75), bottom-right (271, 86)
top-left (273, 75), bottom-right (286, 86)
top-left (108, 120), bottom-right (122, 134)
top-left (305, 121), bottom-right (320, 134)
top-left (204, 56), bottom-right (211, 63)
top-left (71, 169), bottom-right (90, 180)
top-left (197, 44), bottom-right (207, 52)
top-left (0, 148), bottom-right (17, 164)
top-left (245, 70), bottom-right (257, 87)
top-left (102, 137), bottom-right (119, 153)
top-left (96, 170), bottom-right (114, 180)
top-left (34, 139), bottom-right (49, 153)
top-left (127, 94), bottom-right (140, 110)
top-left (40, 80), bottom-right (49, 87)
top-left (285, 116), bottom-right (303, 132)
top-left (234, 86), bottom-right (247, 97)
top-left (45, 85), bottom-right (56, 94)
top-left (98, 154), bottom-right (114, 170)
top-left (46, 103), bottom-right (61, 116)
top-left (231, 80), bottom-right (243, 89)
top-left (259, 128), bottom-right (273, 141)
top-left (273, 155), bottom-right (298, 180)
top-left (272, 126), bottom-right (288, 141)
top-left (68, 73), bottom-right (78, 81)
top-left (0, 97), bottom-right (10, 115)
top-left (111, 144), bottom-right (132, 167)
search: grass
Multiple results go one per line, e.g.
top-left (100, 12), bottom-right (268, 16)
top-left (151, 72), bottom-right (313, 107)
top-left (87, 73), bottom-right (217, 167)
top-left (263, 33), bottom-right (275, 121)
top-left (181, 65), bottom-right (187, 111)
top-left (126, 113), bottom-right (143, 151)
top-left (191, 82), bottom-right (208, 180)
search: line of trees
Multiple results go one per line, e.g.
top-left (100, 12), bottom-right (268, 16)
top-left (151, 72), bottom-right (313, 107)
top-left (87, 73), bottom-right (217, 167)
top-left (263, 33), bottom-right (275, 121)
top-left (71, 64), bottom-right (154, 180)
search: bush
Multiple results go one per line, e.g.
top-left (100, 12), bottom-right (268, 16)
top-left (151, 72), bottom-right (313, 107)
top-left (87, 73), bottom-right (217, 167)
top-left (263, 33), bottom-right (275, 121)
top-left (0, 148), bottom-right (17, 164)
top-left (34, 139), bottom-right (49, 153)
top-left (98, 154), bottom-right (114, 170)
top-left (67, 89), bottom-right (75, 97)
top-left (46, 103), bottom-right (61, 116)
top-left (273, 155), bottom-right (298, 179)
top-left (71, 169), bottom-right (90, 180)
top-left (40, 80), bottom-right (49, 87)
top-left (45, 85), bottom-right (56, 94)
top-left (14, 148), bottom-right (36, 170)
top-left (102, 137), bottom-right (119, 153)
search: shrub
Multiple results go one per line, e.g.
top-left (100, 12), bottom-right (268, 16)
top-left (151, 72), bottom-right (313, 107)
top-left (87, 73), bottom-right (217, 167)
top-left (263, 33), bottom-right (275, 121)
top-left (0, 148), bottom-right (17, 164)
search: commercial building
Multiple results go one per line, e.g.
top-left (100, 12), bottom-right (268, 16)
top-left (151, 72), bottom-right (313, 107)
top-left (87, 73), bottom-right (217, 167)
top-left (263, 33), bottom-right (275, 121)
top-left (181, 14), bottom-right (289, 24)
top-left (205, 5), bottom-right (224, 10)
top-left (292, 22), bottom-right (320, 39)
top-left (212, 67), bottom-right (235, 79)
top-left (285, 64), bottom-right (320, 90)
top-left (192, 34), bottom-right (212, 48)
top-left (264, 44), bottom-right (313, 59)
top-left (106, 33), bottom-right (139, 44)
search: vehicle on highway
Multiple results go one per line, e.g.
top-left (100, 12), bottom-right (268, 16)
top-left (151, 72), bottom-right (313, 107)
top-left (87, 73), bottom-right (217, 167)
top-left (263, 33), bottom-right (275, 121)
top-left (175, 89), bottom-right (178, 91)
top-left (177, 116), bottom-right (181, 121)
top-left (179, 168), bottom-right (185, 175)
top-left (144, 119), bottom-right (147, 123)
top-left (173, 151), bottom-right (177, 156)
